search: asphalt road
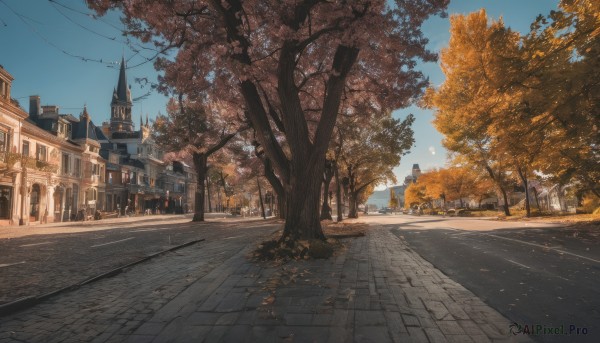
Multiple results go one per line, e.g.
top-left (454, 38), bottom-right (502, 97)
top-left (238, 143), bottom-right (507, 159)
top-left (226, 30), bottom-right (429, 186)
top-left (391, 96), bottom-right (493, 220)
top-left (0, 215), bottom-right (280, 305)
top-left (360, 214), bottom-right (599, 343)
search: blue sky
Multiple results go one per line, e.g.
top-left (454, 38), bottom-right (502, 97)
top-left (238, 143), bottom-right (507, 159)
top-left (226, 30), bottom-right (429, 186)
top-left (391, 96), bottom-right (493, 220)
top-left (0, 0), bottom-right (559, 185)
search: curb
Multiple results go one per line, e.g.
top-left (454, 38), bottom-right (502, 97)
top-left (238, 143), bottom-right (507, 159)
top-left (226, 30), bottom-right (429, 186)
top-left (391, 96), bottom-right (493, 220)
top-left (0, 238), bottom-right (205, 318)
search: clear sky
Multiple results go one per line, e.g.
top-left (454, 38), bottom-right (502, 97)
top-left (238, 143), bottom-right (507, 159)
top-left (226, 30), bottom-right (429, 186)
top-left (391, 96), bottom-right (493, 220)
top-left (1, 0), bottom-right (559, 185)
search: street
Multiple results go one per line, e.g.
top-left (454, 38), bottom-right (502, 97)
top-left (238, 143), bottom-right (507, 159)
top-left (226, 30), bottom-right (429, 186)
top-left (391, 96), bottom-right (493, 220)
top-left (361, 214), bottom-right (599, 342)
top-left (0, 214), bottom-right (597, 342)
top-left (0, 214), bottom-right (279, 305)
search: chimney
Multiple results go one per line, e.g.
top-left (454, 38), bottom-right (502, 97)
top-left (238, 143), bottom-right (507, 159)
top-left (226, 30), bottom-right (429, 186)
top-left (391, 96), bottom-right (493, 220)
top-left (29, 95), bottom-right (41, 118)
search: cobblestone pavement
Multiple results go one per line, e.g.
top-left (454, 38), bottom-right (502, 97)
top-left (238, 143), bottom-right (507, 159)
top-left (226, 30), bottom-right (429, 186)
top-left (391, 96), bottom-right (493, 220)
top-left (1, 223), bottom-right (531, 342)
top-left (0, 215), bottom-right (274, 304)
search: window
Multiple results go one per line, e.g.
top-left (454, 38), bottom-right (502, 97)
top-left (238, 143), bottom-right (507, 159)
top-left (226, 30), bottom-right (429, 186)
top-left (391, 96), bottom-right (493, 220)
top-left (74, 158), bottom-right (81, 177)
top-left (57, 123), bottom-right (71, 138)
top-left (36, 144), bottom-right (47, 161)
top-left (86, 188), bottom-right (97, 202)
top-left (0, 130), bottom-right (7, 153)
top-left (131, 172), bottom-right (137, 184)
top-left (108, 172), bottom-right (113, 185)
top-left (22, 141), bottom-right (29, 157)
top-left (62, 154), bottom-right (71, 175)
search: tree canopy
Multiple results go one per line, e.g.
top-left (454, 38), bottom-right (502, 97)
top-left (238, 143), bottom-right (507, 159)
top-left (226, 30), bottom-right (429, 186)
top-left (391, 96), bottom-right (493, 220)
top-left (425, 2), bottom-right (600, 217)
top-left (89, 0), bottom-right (448, 241)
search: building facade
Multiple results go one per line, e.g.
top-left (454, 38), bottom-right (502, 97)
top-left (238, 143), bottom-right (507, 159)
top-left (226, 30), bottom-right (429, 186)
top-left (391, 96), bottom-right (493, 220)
top-left (0, 62), bottom-right (196, 226)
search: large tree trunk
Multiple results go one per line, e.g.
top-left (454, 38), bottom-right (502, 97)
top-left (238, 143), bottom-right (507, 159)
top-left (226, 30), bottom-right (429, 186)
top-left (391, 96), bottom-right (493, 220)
top-left (532, 187), bottom-right (541, 211)
top-left (517, 167), bottom-right (531, 217)
top-left (334, 162), bottom-right (343, 222)
top-left (346, 166), bottom-right (359, 219)
top-left (281, 155), bottom-right (327, 242)
top-left (257, 176), bottom-right (266, 219)
top-left (320, 160), bottom-right (334, 220)
top-left (206, 174), bottom-right (212, 213)
top-left (263, 158), bottom-right (286, 219)
top-left (277, 194), bottom-right (286, 219)
top-left (485, 165), bottom-right (511, 216)
top-left (192, 153), bottom-right (207, 222)
top-left (348, 191), bottom-right (358, 218)
top-left (238, 43), bottom-right (358, 243)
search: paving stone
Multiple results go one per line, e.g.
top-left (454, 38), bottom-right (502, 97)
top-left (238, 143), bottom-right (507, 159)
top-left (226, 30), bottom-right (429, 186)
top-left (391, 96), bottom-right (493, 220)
top-left (447, 334), bottom-right (475, 343)
top-left (425, 327), bottom-right (449, 343)
top-left (0, 222), bottom-right (528, 343)
top-left (186, 312), bottom-right (222, 325)
top-left (354, 310), bottom-right (387, 326)
top-left (124, 334), bottom-right (156, 343)
top-left (407, 327), bottom-right (430, 343)
top-left (423, 300), bottom-right (452, 320)
top-left (284, 313), bottom-right (313, 326)
top-left (216, 312), bottom-right (241, 325)
top-left (384, 311), bottom-right (408, 334)
top-left (354, 325), bottom-right (392, 342)
top-left (134, 322), bottom-right (165, 336)
top-left (312, 313), bottom-right (333, 326)
top-left (218, 325), bottom-right (251, 343)
top-left (436, 320), bottom-right (466, 335)
top-left (458, 320), bottom-right (487, 336)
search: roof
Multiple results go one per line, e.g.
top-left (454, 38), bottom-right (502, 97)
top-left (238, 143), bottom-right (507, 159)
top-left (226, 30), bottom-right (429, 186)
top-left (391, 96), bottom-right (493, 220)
top-left (112, 131), bottom-right (140, 139)
top-left (123, 158), bottom-right (145, 170)
top-left (94, 126), bottom-right (109, 141)
top-left (71, 107), bottom-right (103, 142)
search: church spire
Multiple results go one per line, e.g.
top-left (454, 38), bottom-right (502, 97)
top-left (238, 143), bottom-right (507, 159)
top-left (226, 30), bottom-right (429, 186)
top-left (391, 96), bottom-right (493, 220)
top-left (116, 56), bottom-right (129, 103)
top-left (146, 113), bottom-right (149, 127)
top-left (109, 54), bottom-right (134, 134)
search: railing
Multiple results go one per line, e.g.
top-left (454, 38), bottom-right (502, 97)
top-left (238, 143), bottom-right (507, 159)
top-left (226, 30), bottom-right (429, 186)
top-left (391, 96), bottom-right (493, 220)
top-left (0, 152), bottom-right (58, 173)
top-left (36, 159), bottom-right (59, 173)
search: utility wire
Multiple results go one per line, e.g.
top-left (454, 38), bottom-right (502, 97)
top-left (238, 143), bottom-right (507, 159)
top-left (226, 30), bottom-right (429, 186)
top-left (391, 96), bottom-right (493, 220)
top-left (0, 0), bottom-right (120, 67)
top-left (49, 0), bottom-right (124, 43)
top-left (49, 0), bottom-right (162, 55)
top-left (48, 0), bottom-right (122, 31)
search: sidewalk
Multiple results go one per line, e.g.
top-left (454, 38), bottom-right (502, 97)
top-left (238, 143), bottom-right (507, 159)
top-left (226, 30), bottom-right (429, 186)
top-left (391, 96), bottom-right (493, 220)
top-left (0, 213), bottom-right (238, 239)
top-left (0, 225), bottom-right (530, 342)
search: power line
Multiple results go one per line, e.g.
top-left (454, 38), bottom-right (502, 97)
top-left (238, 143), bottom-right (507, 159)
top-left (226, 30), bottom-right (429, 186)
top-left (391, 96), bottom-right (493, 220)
top-left (49, 0), bottom-right (163, 57)
top-left (48, 0), bottom-right (123, 31)
top-left (49, 0), bottom-right (125, 43)
top-left (0, 0), bottom-right (120, 67)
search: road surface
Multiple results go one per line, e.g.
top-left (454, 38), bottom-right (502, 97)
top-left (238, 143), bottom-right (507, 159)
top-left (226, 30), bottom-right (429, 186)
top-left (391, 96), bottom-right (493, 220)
top-left (360, 213), bottom-right (599, 342)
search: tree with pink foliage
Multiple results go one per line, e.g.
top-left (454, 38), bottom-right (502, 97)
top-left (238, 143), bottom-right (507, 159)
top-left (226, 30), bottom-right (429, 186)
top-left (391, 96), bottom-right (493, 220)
top-left (88, 0), bottom-right (448, 242)
top-left (153, 96), bottom-right (247, 221)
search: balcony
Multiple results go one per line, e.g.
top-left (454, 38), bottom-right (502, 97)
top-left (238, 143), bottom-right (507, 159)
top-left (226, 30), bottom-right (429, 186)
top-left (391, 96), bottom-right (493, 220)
top-left (0, 152), bottom-right (58, 173)
top-left (82, 174), bottom-right (101, 184)
top-left (127, 184), bottom-right (145, 194)
top-left (36, 160), bottom-right (59, 173)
